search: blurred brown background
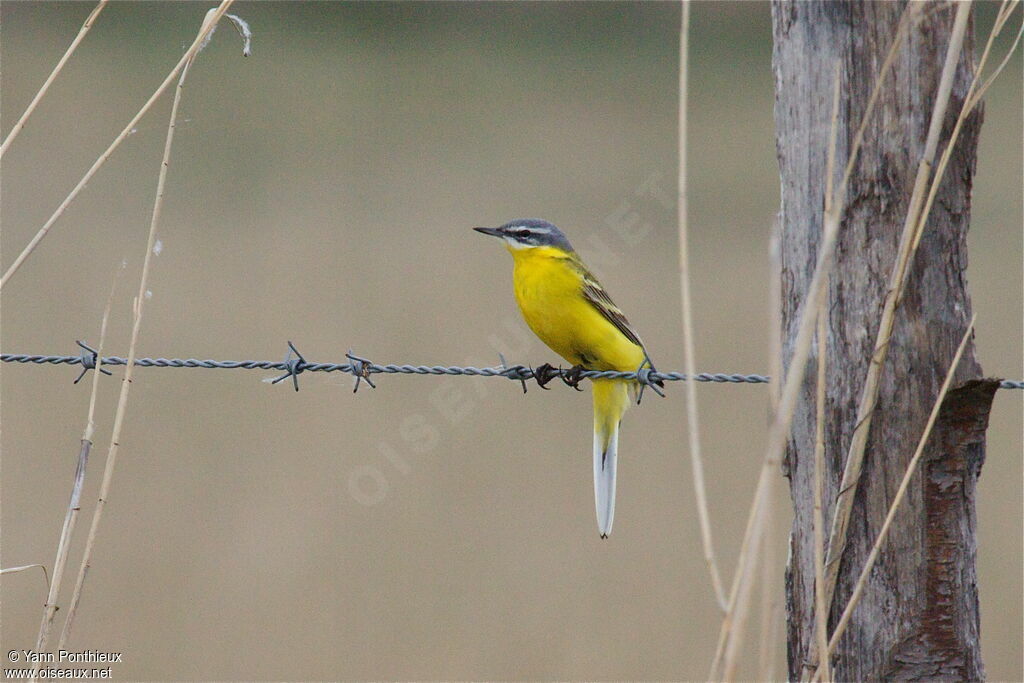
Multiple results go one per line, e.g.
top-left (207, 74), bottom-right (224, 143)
top-left (2, 2), bottom-right (1019, 680)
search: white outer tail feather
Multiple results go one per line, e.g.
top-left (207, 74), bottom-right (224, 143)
top-left (593, 423), bottom-right (619, 538)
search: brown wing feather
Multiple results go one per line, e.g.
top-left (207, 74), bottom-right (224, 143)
top-left (578, 265), bottom-right (646, 350)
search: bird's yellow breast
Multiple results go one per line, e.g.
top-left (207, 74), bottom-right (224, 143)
top-left (509, 246), bottom-right (645, 372)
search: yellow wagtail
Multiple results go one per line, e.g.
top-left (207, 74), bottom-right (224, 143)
top-left (474, 219), bottom-right (660, 538)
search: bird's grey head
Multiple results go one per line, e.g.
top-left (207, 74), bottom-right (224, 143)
top-left (473, 219), bottom-right (575, 252)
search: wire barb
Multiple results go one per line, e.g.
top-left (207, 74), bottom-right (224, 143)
top-left (635, 354), bottom-right (666, 405)
top-left (345, 349), bottom-right (376, 393)
top-left (72, 340), bottom-right (111, 385)
top-left (270, 341), bottom-right (306, 391)
top-left (499, 353), bottom-right (529, 394)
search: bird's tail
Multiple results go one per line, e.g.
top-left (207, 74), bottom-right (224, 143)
top-left (592, 378), bottom-right (631, 539)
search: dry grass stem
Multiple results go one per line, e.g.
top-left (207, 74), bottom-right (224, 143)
top-left (57, 6), bottom-right (244, 645)
top-left (806, 66), bottom-right (842, 683)
top-left (1, 564), bottom-right (50, 588)
top-left (721, 507), bottom-right (765, 682)
top-left (768, 224), bottom-right (783, 415)
top-left (755, 220), bottom-right (784, 682)
top-left (30, 267), bottom-right (120, 674)
top-left (0, 1), bottom-right (109, 159)
top-left (755, 507), bottom-right (779, 683)
top-left (814, 316), bottom-right (977, 680)
top-left (1, 565), bottom-right (52, 612)
top-left (820, 1), bottom-right (981, 623)
top-left (970, 3), bottom-right (1022, 105)
top-left (0, 0), bottom-right (235, 290)
top-left (676, 0), bottom-right (727, 613)
top-left (812, 303), bottom-right (831, 683)
top-left (708, 456), bottom-right (771, 680)
top-left (756, 497), bottom-right (775, 681)
top-left (823, 61), bottom-right (841, 219)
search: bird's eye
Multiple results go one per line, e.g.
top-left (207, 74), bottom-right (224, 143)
top-left (514, 229), bottom-right (531, 239)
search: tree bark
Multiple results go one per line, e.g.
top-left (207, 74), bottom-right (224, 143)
top-left (772, 2), bottom-right (996, 680)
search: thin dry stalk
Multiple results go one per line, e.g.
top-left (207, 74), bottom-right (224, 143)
top-left (992, 0), bottom-right (1015, 32)
top-left (970, 2), bottom-right (1023, 106)
top-left (1, 566), bottom-right (51, 613)
top-left (764, 572), bottom-right (784, 682)
top-left (0, 0), bottom-right (235, 290)
top-left (823, 60), bottom-right (841, 228)
top-left (57, 8), bottom-right (230, 645)
top-left (756, 221), bottom-right (784, 682)
top-left (767, 223), bottom-right (783, 416)
top-left (708, 454), bottom-right (772, 681)
top-left (812, 304), bottom-right (831, 683)
top-left (30, 268), bottom-right (120, 673)
top-left (0, 1), bottom-right (109, 159)
top-left (807, 65), bottom-right (842, 683)
top-left (756, 496), bottom-right (776, 681)
top-left (721, 503), bottom-right (765, 682)
top-left (676, 0), bottom-right (727, 613)
top-left (1, 564), bottom-right (50, 587)
top-left (820, 1), bottom-right (976, 620)
top-left (814, 316), bottom-right (977, 680)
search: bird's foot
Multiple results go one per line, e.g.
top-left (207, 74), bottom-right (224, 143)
top-left (561, 364), bottom-right (587, 391)
top-left (533, 363), bottom-right (560, 390)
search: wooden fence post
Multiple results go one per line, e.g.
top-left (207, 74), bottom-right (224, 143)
top-left (772, 2), bottom-right (997, 679)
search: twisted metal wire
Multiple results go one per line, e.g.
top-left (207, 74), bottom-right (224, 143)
top-left (1, 347), bottom-right (767, 387)
top-left (2, 345), bottom-right (1021, 390)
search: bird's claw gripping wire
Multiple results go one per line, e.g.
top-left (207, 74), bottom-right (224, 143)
top-left (533, 362), bottom-right (562, 390)
top-left (561, 364), bottom-right (587, 391)
top-left (635, 358), bottom-right (665, 405)
top-left (73, 340), bottom-right (112, 385)
top-left (499, 353), bottom-right (530, 394)
top-left (345, 349), bottom-right (376, 393)
top-left (271, 341), bottom-right (307, 391)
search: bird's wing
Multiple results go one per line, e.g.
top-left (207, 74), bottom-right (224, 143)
top-left (578, 265), bottom-right (646, 351)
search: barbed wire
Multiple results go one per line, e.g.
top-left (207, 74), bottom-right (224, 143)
top-left (2, 341), bottom-right (1021, 393)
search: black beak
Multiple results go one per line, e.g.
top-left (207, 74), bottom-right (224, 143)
top-left (473, 226), bottom-right (504, 238)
